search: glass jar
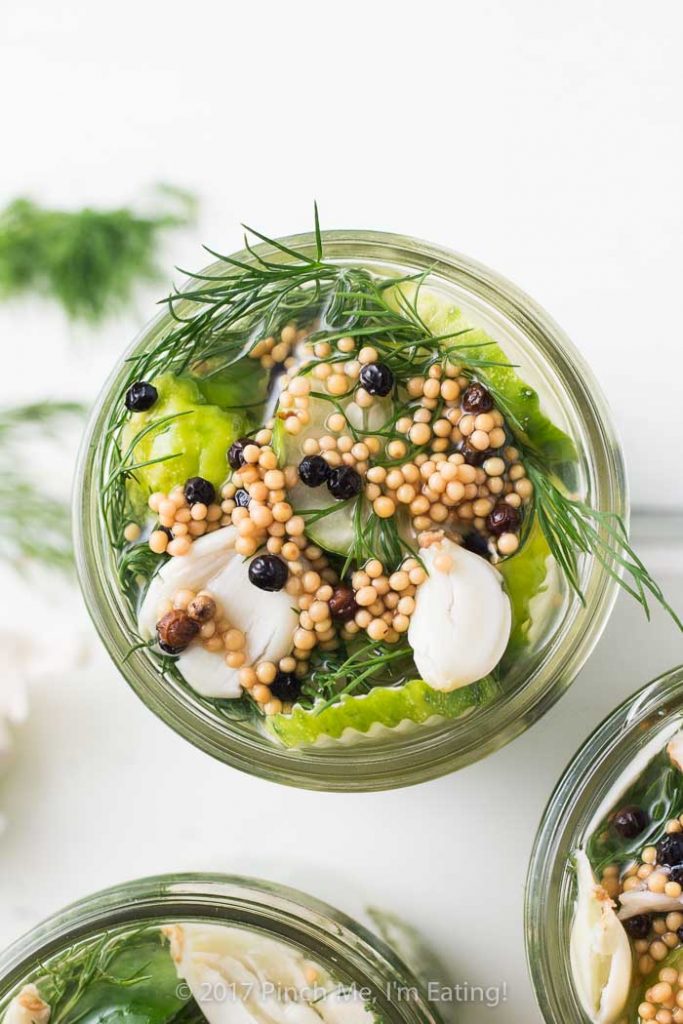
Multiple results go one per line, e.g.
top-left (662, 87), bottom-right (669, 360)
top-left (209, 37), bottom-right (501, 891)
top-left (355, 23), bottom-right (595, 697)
top-left (75, 230), bottom-right (625, 791)
top-left (0, 873), bottom-right (440, 1024)
top-left (525, 663), bottom-right (683, 1022)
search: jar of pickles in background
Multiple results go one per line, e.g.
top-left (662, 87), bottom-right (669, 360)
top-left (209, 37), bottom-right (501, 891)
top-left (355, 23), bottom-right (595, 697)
top-left (0, 873), bottom-right (442, 1024)
top-left (76, 229), bottom-right (629, 790)
top-left (526, 664), bottom-right (683, 1023)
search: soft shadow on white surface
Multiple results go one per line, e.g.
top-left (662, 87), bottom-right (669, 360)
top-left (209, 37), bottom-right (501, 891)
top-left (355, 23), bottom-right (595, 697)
top-left (0, 543), bottom-right (681, 1022)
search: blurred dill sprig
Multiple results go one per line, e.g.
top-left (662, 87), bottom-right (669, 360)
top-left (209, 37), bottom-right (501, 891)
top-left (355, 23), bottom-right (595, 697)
top-left (0, 400), bottom-right (85, 572)
top-left (0, 185), bottom-right (196, 322)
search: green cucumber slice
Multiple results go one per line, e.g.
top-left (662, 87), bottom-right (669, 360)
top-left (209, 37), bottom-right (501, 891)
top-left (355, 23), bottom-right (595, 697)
top-left (121, 373), bottom-right (249, 502)
top-left (499, 517), bottom-right (551, 653)
top-left (272, 416), bottom-right (357, 555)
top-left (266, 675), bottom-right (498, 747)
top-left (192, 356), bottom-right (268, 411)
top-left (384, 283), bottom-right (576, 463)
top-left (272, 390), bottom-right (392, 555)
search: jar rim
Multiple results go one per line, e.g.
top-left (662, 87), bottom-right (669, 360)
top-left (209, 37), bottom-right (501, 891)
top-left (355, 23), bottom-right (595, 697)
top-left (524, 663), bottom-right (683, 1022)
top-left (74, 228), bottom-right (626, 790)
top-left (0, 872), bottom-right (440, 1024)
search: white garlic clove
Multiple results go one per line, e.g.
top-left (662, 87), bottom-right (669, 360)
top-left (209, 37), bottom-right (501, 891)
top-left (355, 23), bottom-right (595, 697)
top-left (138, 528), bottom-right (298, 699)
top-left (162, 923), bottom-right (376, 1023)
top-left (407, 537), bottom-right (511, 691)
top-left (617, 889), bottom-right (683, 919)
top-left (570, 850), bottom-right (632, 1024)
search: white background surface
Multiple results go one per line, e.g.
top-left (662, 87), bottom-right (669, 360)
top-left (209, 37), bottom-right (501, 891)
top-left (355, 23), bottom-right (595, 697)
top-left (1, 2), bottom-right (683, 1021)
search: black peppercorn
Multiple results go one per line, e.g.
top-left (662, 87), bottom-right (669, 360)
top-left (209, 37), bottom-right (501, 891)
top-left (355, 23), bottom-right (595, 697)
top-left (460, 442), bottom-right (487, 466)
top-left (463, 531), bottom-right (492, 560)
top-left (270, 671), bottom-right (301, 702)
top-left (125, 381), bottom-right (158, 412)
top-left (359, 363), bottom-right (394, 397)
top-left (612, 805), bottom-right (649, 839)
top-left (486, 503), bottom-right (521, 536)
top-left (184, 477), bottom-right (216, 506)
top-left (624, 914), bottom-right (651, 939)
top-left (657, 833), bottom-right (683, 867)
top-left (462, 382), bottom-right (494, 414)
top-left (248, 555), bottom-right (289, 592)
top-left (228, 436), bottom-right (259, 470)
top-left (299, 455), bottom-right (331, 488)
top-left (327, 466), bottom-right (362, 500)
top-left (234, 488), bottom-right (251, 508)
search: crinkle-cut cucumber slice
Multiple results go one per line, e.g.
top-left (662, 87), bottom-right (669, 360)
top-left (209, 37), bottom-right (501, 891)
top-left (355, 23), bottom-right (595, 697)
top-left (121, 372), bottom-right (249, 502)
top-left (383, 282), bottom-right (576, 463)
top-left (266, 676), bottom-right (498, 747)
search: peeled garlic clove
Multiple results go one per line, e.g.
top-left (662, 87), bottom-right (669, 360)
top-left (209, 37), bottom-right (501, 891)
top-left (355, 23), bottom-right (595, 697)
top-left (408, 537), bottom-right (511, 691)
top-left (617, 889), bottom-right (683, 919)
top-left (162, 923), bottom-right (377, 1024)
top-left (570, 850), bottom-right (632, 1024)
top-left (138, 528), bottom-right (298, 699)
top-left (2, 986), bottom-right (50, 1024)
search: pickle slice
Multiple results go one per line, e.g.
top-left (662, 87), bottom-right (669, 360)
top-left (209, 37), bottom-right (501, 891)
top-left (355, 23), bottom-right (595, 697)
top-left (267, 676), bottom-right (498, 747)
top-left (121, 373), bottom-right (249, 502)
top-left (499, 517), bottom-right (551, 653)
top-left (272, 390), bottom-right (391, 555)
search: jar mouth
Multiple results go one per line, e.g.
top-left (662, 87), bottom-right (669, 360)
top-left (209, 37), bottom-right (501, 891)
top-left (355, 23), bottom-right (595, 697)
top-left (0, 873), bottom-right (439, 1024)
top-left (524, 664), bottom-right (683, 1022)
top-left (74, 229), bottom-right (626, 791)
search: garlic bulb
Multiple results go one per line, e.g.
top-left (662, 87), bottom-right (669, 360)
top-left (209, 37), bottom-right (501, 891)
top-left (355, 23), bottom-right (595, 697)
top-left (138, 528), bottom-right (298, 699)
top-left (408, 536), bottom-right (511, 691)
top-left (570, 850), bottom-right (632, 1024)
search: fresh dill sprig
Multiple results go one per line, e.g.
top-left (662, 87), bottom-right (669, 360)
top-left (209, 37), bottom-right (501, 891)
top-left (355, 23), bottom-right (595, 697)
top-left (0, 186), bottom-right (196, 322)
top-left (101, 410), bottom-right (190, 549)
top-left (33, 927), bottom-right (153, 1024)
top-left (526, 463), bottom-right (682, 627)
top-left (302, 640), bottom-right (415, 713)
top-left (117, 543), bottom-right (166, 606)
top-left (0, 400), bottom-right (84, 435)
top-left (294, 499), bottom-right (352, 524)
top-left (0, 400), bottom-right (85, 573)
